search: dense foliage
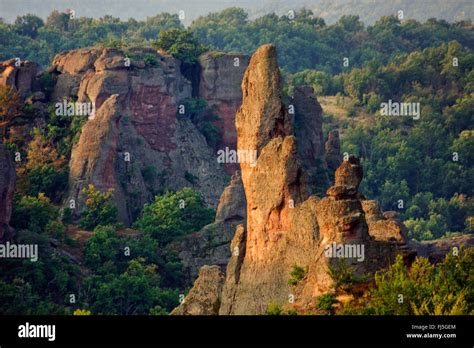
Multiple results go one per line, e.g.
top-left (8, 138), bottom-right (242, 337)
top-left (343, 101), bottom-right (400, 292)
top-left (134, 187), bottom-right (215, 245)
top-left (79, 185), bottom-right (118, 230)
top-left (335, 42), bottom-right (474, 240)
top-left (1, 9), bottom-right (472, 72)
top-left (342, 250), bottom-right (474, 315)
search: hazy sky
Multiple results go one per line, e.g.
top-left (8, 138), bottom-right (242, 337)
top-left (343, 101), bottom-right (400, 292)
top-left (0, 0), bottom-right (472, 25)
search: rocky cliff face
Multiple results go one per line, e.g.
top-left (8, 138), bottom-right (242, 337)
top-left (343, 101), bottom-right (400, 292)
top-left (52, 47), bottom-right (230, 224)
top-left (220, 44), bottom-right (321, 314)
top-left (0, 144), bottom-right (16, 241)
top-left (170, 171), bottom-right (246, 283)
top-left (198, 52), bottom-right (249, 173)
top-left (171, 265), bottom-right (225, 315)
top-left (176, 44), bottom-right (416, 315)
top-left (292, 86), bottom-right (330, 195)
top-left (0, 58), bottom-right (38, 97)
top-left (325, 129), bottom-right (342, 175)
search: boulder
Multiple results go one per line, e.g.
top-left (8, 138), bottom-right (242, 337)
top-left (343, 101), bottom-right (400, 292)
top-left (170, 265), bottom-right (225, 315)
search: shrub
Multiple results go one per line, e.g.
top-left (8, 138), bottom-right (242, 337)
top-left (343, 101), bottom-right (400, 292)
top-left (79, 185), bottom-right (118, 230)
top-left (178, 97), bottom-right (207, 118)
top-left (367, 249), bottom-right (473, 315)
top-left (347, 104), bottom-right (357, 117)
top-left (141, 165), bottom-right (157, 183)
top-left (184, 171), bottom-right (198, 184)
top-left (39, 73), bottom-right (55, 96)
top-left (143, 53), bottom-right (158, 66)
top-left (62, 207), bottom-right (73, 224)
top-left (73, 309), bottom-right (92, 315)
top-left (328, 259), bottom-right (356, 289)
top-left (11, 193), bottom-right (58, 233)
top-left (149, 305), bottom-right (168, 315)
top-left (366, 92), bottom-right (382, 113)
top-left (134, 188), bottom-right (214, 245)
top-left (265, 302), bottom-right (283, 315)
top-left (316, 293), bottom-right (337, 311)
top-left (82, 258), bottom-right (179, 315)
top-left (44, 220), bottom-right (67, 241)
top-left (27, 164), bottom-right (68, 201)
top-left (152, 29), bottom-right (207, 65)
top-left (288, 264), bottom-right (307, 285)
top-left (83, 225), bottom-right (122, 271)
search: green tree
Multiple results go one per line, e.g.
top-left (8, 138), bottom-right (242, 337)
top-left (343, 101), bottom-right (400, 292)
top-left (152, 28), bottom-right (207, 65)
top-left (134, 188), bottom-right (214, 245)
top-left (11, 193), bottom-right (58, 233)
top-left (367, 250), bottom-right (473, 315)
top-left (79, 185), bottom-right (118, 229)
top-left (13, 14), bottom-right (44, 38)
top-left (82, 258), bottom-right (178, 315)
top-left (45, 10), bottom-right (70, 31)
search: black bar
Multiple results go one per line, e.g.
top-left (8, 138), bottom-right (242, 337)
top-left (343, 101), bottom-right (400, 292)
top-left (0, 315), bottom-right (471, 346)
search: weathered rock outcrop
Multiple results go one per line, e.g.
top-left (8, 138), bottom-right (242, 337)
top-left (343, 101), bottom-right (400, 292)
top-left (0, 144), bottom-right (16, 241)
top-left (50, 48), bottom-right (100, 100)
top-left (171, 171), bottom-right (246, 283)
top-left (362, 200), bottom-right (408, 244)
top-left (68, 94), bottom-right (131, 222)
top-left (325, 129), bottom-right (341, 175)
top-left (214, 170), bottom-right (246, 223)
top-left (0, 58), bottom-right (38, 97)
top-left (220, 44), bottom-right (320, 314)
top-left (178, 44), bottom-right (417, 315)
top-left (59, 47), bottom-right (228, 224)
top-left (198, 52), bottom-right (249, 173)
top-left (411, 234), bottom-right (474, 263)
top-left (293, 86), bottom-right (330, 195)
top-left (171, 265), bottom-right (225, 315)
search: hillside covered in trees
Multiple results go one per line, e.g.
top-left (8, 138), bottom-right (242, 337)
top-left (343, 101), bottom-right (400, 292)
top-left (0, 6), bottom-right (472, 316)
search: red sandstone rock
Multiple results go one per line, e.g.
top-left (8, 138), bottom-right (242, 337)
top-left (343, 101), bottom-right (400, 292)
top-left (60, 47), bottom-right (228, 224)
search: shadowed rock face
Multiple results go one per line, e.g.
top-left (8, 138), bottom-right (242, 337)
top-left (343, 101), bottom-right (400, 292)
top-left (170, 171), bottom-right (247, 283)
top-left (171, 265), bottom-right (225, 315)
top-left (199, 52), bottom-right (249, 174)
top-left (411, 235), bottom-right (474, 264)
top-left (293, 86), bottom-right (330, 195)
top-left (325, 129), bottom-right (341, 174)
top-left (57, 47), bottom-right (229, 225)
top-left (0, 144), bottom-right (15, 241)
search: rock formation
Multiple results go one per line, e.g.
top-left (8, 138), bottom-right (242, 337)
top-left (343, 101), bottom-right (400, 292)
top-left (0, 58), bottom-right (38, 97)
top-left (220, 44), bottom-right (320, 314)
top-left (292, 86), bottom-right (330, 195)
top-left (170, 265), bottom-right (225, 315)
top-left (198, 52), bottom-right (249, 174)
top-left (50, 48), bottom-right (100, 100)
top-left (411, 234), bottom-right (474, 263)
top-left (325, 129), bottom-right (342, 175)
top-left (0, 144), bottom-right (16, 241)
top-left (176, 44), bottom-right (417, 315)
top-left (55, 47), bottom-right (229, 224)
top-left (170, 171), bottom-right (246, 283)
